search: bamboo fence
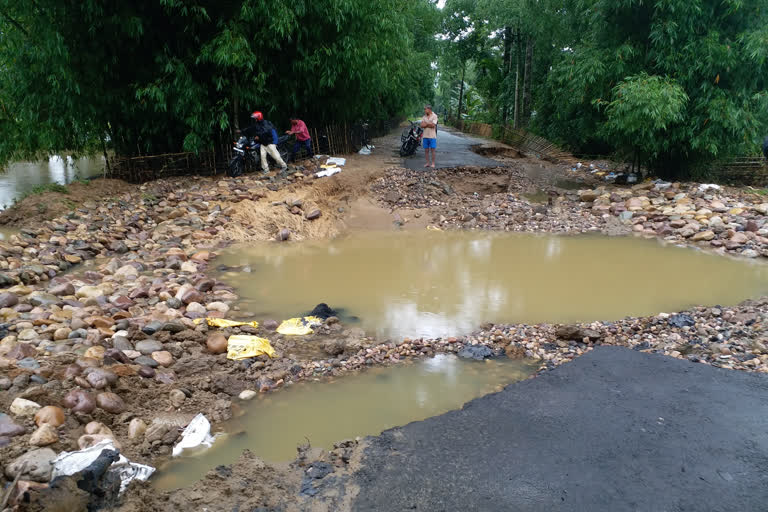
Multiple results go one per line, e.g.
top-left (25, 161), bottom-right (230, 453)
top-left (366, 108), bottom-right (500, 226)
top-left (106, 119), bottom-right (401, 183)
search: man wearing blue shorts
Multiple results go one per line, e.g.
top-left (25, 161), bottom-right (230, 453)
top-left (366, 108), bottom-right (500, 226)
top-left (421, 104), bottom-right (438, 168)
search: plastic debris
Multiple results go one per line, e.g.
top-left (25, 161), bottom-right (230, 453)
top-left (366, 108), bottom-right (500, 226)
top-left (172, 414), bottom-right (216, 457)
top-left (698, 183), bottom-right (721, 192)
top-left (51, 440), bottom-right (155, 494)
top-left (358, 147), bottom-right (372, 155)
top-left (315, 168), bottom-right (342, 178)
top-left (276, 316), bottom-right (323, 335)
top-left (226, 335), bottom-right (277, 360)
top-left (193, 318), bottom-right (259, 329)
top-left (326, 157), bottom-right (346, 166)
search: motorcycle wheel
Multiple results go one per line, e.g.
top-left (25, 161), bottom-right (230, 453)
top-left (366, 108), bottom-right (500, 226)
top-left (228, 157), bottom-right (244, 178)
top-left (400, 139), bottom-right (414, 157)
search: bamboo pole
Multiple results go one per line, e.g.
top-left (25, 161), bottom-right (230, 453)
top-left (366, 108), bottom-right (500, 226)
top-left (327, 125), bottom-right (335, 155)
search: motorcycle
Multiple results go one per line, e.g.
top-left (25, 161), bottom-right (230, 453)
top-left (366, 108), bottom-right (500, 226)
top-left (399, 122), bottom-right (423, 157)
top-left (228, 130), bottom-right (293, 177)
top-left (228, 135), bottom-right (258, 177)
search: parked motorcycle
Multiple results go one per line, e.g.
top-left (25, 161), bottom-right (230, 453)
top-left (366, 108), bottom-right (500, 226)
top-left (228, 136), bottom-right (258, 177)
top-left (228, 130), bottom-right (292, 177)
top-left (399, 122), bottom-right (423, 157)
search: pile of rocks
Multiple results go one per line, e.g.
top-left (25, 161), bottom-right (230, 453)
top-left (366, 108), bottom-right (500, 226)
top-left (0, 169), bottom-right (346, 500)
top-left (575, 182), bottom-right (768, 258)
top-left (372, 166), bottom-right (527, 209)
top-left (463, 295), bottom-right (768, 374)
top-left (372, 167), bottom-right (768, 257)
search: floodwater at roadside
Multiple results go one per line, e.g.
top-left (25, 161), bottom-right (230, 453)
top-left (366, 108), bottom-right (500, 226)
top-left (213, 231), bottom-right (768, 339)
top-left (0, 155), bottom-right (105, 208)
top-left (152, 354), bottom-right (535, 490)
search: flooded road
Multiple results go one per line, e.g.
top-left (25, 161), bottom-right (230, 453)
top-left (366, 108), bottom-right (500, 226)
top-left (153, 354), bottom-right (535, 490)
top-left (214, 231), bottom-right (768, 339)
top-left (0, 156), bottom-right (104, 208)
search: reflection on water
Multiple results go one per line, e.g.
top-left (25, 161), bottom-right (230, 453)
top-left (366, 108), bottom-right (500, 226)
top-left (1, 156), bottom-right (104, 208)
top-left (214, 232), bottom-right (768, 338)
top-left (153, 355), bottom-right (535, 489)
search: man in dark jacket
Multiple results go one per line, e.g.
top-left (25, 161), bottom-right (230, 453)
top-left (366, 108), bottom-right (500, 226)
top-left (242, 111), bottom-right (287, 173)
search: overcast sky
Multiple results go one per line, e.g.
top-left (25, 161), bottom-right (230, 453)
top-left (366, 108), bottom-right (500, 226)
top-left (437, 0), bottom-right (446, 7)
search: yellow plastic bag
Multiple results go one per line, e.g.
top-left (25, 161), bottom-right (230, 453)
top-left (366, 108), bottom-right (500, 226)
top-left (193, 318), bottom-right (260, 329)
top-left (226, 335), bottom-right (276, 360)
top-left (276, 316), bottom-right (323, 335)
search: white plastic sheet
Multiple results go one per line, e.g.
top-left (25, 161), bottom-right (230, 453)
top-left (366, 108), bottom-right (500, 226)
top-left (315, 168), bottom-right (342, 178)
top-left (172, 413), bottom-right (215, 457)
top-left (326, 157), bottom-right (346, 166)
top-left (51, 439), bottom-right (155, 494)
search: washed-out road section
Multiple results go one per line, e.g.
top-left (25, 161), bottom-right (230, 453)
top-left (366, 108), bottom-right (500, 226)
top-left (349, 347), bottom-right (768, 511)
top-left (402, 128), bottom-right (501, 170)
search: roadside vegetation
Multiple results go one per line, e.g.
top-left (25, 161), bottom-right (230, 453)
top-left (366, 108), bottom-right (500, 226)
top-left (0, 0), bottom-right (440, 162)
top-left (435, 0), bottom-right (768, 178)
top-left (0, 0), bottom-right (765, 180)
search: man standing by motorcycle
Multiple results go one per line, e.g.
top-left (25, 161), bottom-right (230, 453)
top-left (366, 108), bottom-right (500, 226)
top-left (286, 116), bottom-right (313, 161)
top-left (421, 104), bottom-right (438, 168)
top-left (242, 111), bottom-right (288, 173)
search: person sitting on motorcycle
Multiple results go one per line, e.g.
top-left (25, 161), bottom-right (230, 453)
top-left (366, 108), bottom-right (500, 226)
top-left (242, 111), bottom-right (288, 173)
top-left (286, 116), bottom-right (313, 161)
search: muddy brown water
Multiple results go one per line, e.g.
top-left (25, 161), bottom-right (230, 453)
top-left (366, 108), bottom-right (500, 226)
top-left (214, 231), bottom-right (768, 339)
top-left (0, 156), bottom-right (104, 208)
top-left (153, 355), bottom-right (535, 490)
top-left (156, 231), bottom-right (768, 489)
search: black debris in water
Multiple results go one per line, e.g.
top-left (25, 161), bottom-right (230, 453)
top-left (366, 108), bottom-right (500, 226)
top-left (458, 344), bottom-right (494, 361)
top-left (309, 303), bottom-right (337, 319)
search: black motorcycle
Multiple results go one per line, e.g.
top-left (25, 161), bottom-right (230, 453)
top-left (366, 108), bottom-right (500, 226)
top-left (228, 135), bottom-right (258, 177)
top-left (400, 122), bottom-right (423, 157)
top-left (228, 132), bottom-right (292, 177)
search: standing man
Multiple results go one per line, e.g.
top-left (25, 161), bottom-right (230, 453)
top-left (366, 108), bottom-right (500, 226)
top-left (243, 111), bottom-right (288, 173)
top-left (421, 105), bottom-right (438, 168)
top-left (286, 116), bottom-right (313, 161)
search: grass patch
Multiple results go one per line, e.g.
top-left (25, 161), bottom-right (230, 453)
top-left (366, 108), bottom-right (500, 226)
top-left (36, 202), bottom-right (48, 214)
top-left (16, 183), bottom-right (70, 202)
top-left (755, 189), bottom-right (768, 196)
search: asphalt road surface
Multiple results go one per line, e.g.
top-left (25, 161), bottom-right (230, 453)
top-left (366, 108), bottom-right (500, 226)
top-left (402, 128), bottom-right (500, 170)
top-left (350, 347), bottom-right (768, 511)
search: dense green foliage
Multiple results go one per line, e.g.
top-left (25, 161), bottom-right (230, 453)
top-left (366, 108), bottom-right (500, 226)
top-left (0, 0), bottom-right (439, 160)
top-left (437, 0), bottom-right (768, 177)
top-left (3, 0), bottom-right (766, 177)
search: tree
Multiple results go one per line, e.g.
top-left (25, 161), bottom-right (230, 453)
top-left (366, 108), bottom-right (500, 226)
top-left (0, 0), bottom-right (441, 163)
top-left (536, 0), bottom-right (768, 176)
top-left (596, 73), bottom-right (689, 174)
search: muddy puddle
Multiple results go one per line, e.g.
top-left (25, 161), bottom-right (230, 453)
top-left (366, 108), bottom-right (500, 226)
top-left (214, 231), bottom-right (768, 339)
top-left (523, 180), bottom-right (584, 203)
top-left (153, 355), bottom-right (535, 490)
top-left (0, 227), bottom-right (19, 240)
